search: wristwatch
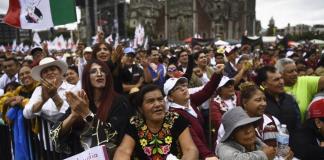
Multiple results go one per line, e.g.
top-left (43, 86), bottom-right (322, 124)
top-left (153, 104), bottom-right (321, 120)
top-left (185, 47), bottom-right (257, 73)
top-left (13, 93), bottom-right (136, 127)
top-left (83, 112), bottom-right (94, 123)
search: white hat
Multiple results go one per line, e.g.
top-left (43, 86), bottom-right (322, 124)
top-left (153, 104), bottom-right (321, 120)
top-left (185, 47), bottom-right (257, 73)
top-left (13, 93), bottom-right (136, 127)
top-left (31, 57), bottom-right (68, 81)
top-left (83, 47), bottom-right (93, 53)
top-left (163, 77), bottom-right (188, 95)
top-left (63, 53), bottom-right (72, 58)
top-left (225, 46), bottom-right (238, 56)
top-left (124, 47), bottom-right (136, 56)
top-left (286, 51), bottom-right (294, 58)
top-left (24, 55), bottom-right (33, 61)
top-left (217, 76), bottom-right (235, 90)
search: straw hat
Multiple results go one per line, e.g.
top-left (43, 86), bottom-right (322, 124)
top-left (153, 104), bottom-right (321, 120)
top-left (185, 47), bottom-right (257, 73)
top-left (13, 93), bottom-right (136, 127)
top-left (31, 57), bottom-right (68, 81)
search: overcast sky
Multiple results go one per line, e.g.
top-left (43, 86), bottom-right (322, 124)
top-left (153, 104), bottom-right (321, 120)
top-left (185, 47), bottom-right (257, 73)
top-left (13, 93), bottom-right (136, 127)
top-left (256, 0), bottom-right (324, 28)
top-left (1, 0), bottom-right (324, 29)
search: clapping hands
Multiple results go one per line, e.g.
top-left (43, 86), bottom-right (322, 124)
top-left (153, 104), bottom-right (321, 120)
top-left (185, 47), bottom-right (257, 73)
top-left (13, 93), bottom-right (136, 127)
top-left (65, 90), bottom-right (91, 119)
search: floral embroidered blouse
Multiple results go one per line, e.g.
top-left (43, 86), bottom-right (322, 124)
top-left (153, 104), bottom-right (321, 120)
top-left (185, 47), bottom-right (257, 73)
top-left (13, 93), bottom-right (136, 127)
top-left (127, 111), bottom-right (188, 160)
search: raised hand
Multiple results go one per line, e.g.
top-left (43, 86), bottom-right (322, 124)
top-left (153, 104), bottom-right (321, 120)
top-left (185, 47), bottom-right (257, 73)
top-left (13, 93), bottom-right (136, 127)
top-left (284, 147), bottom-right (294, 160)
top-left (140, 56), bottom-right (150, 68)
top-left (41, 78), bottom-right (60, 98)
top-left (136, 77), bottom-right (144, 87)
top-left (205, 156), bottom-right (219, 160)
top-left (121, 55), bottom-right (128, 67)
top-left (65, 90), bottom-right (90, 118)
top-left (9, 96), bottom-right (24, 106)
top-left (215, 64), bottom-right (225, 74)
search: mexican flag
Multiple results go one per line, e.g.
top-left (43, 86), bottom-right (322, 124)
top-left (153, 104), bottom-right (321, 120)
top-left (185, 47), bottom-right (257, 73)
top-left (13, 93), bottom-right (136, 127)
top-left (4, 0), bottom-right (77, 29)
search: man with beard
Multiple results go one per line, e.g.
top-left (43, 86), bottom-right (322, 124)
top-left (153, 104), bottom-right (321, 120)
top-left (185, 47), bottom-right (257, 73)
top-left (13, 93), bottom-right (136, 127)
top-left (276, 58), bottom-right (324, 122)
top-left (256, 66), bottom-right (301, 133)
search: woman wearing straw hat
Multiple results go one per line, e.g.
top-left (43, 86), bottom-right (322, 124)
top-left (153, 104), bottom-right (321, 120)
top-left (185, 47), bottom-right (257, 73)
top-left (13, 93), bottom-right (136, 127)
top-left (216, 107), bottom-right (276, 160)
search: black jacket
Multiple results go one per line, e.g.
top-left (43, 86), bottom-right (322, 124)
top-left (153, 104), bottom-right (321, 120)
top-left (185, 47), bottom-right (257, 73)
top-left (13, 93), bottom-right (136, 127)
top-left (50, 95), bottom-right (134, 159)
top-left (291, 119), bottom-right (324, 160)
top-left (264, 92), bottom-right (301, 133)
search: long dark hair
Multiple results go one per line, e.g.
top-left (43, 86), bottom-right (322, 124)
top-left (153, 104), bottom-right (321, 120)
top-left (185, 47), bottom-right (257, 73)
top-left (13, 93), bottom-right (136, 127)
top-left (304, 118), bottom-right (324, 141)
top-left (82, 59), bottom-right (117, 122)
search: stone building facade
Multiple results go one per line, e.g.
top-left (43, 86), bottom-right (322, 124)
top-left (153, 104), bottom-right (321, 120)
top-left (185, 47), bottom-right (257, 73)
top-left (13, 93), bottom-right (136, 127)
top-left (127, 0), bottom-right (258, 42)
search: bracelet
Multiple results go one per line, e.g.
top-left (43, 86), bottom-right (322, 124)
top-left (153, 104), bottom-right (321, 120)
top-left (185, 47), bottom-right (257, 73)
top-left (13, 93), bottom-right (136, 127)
top-left (52, 94), bottom-right (60, 99)
top-left (83, 112), bottom-right (95, 123)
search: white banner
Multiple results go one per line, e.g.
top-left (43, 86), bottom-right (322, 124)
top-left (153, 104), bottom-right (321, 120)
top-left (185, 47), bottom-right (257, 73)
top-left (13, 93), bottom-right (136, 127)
top-left (64, 145), bottom-right (109, 160)
top-left (19, 0), bottom-right (54, 29)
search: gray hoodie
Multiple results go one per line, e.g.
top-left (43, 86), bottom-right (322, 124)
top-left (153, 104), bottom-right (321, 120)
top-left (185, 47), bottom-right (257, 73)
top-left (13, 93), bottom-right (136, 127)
top-left (216, 138), bottom-right (268, 160)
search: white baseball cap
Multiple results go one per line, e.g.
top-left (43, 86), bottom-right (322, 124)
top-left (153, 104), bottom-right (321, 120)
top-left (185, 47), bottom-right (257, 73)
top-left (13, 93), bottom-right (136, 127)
top-left (83, 47), bottom-right (93, 53)
top-left (217, 76), bottom-right (235, 90)
top-left (163, 77), bottom-right (188, 95)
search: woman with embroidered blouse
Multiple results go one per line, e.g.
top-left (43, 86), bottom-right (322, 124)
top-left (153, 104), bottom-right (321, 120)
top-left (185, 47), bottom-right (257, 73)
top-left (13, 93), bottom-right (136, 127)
top-left (49, 60), bottom-right (133, 159)
top-left (114, 84), bottom-right (198, 160)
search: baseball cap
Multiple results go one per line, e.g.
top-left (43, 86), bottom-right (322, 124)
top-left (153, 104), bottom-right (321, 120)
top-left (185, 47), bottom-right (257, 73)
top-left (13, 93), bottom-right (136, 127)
top-left (308, 99), bottom-right (324, 119)
top-left (163, 77), bottom-right (188, 95)
top-left (124, 47), bottom-right (136, 56)
top-left (83, 47), bottom-right (93, 53)
top-left (217, 76), bottom-right (235, 90)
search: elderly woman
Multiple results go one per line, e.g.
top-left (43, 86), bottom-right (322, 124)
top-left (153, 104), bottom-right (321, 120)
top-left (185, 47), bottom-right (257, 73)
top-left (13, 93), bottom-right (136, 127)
top-left (114, 84), bottom-right (198, 160)
top-left (163, 64), bottom-right (225, 159)
top-left (216, 83), bottom-right (282, 146)
top-left (216, 107), bottom-right (276, 160)
top-left (50, 60), bottom-right (132, 159)
top-left (209, 76), bottom-right (239, 149)
top-left (216, 83), bottom-right (294, 159)
top-left (291, 99), bottom-right (324, 160)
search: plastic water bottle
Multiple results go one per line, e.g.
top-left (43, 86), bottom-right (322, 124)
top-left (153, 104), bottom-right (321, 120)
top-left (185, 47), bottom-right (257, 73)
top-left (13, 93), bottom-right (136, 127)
top-left (276, 124), bottom-right (289, 159)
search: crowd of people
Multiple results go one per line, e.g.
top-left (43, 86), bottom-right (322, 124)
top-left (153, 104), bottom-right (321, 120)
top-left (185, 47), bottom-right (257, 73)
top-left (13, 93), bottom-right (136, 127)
top-left (0, 35), bottom-right (324, 160)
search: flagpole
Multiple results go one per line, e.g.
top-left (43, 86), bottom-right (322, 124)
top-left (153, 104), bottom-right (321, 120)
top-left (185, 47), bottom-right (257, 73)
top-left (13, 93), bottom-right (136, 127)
top-left (164, 0), bottom-right (168, 40)
top-left (94, 0), bottom-right (98, 30)
top-left (114, 0), bottom-right (119, 36)
top-left (85, 0), bottom-right (92, 45)
top-left (70, 30), bottom-right (73, 44)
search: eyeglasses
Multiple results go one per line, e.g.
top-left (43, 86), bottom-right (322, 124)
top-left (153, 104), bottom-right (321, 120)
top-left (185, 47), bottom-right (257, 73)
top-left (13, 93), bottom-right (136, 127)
top-left (89, 68), bottom-right (106, 75)
top-left (170, 83), bottom-right (188, 94)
